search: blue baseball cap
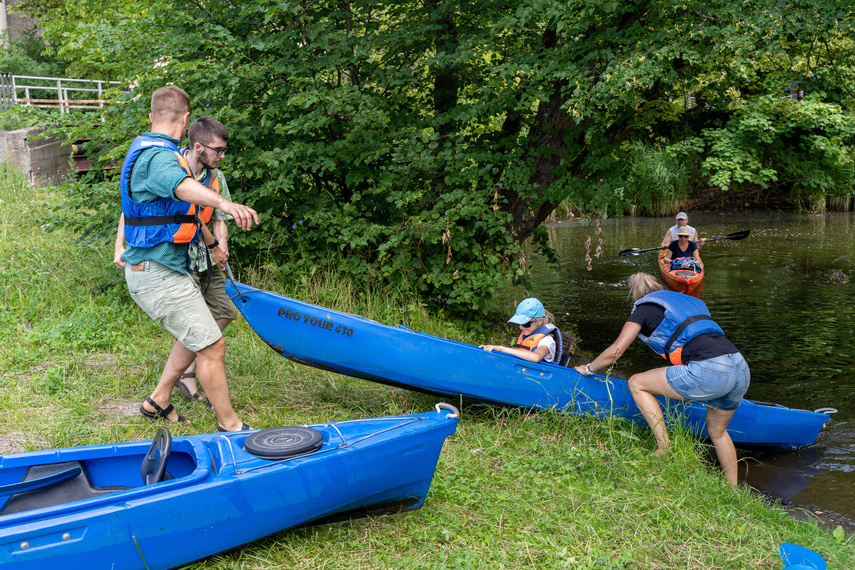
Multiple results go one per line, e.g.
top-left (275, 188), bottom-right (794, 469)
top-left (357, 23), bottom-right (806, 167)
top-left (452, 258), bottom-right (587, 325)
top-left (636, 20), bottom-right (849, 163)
top-left (508, 298), bottom-right (545, 324)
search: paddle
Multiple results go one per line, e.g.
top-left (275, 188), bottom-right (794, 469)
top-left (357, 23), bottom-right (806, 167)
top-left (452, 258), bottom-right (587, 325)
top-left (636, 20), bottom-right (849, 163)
top-left (618, 229), bottom-right (750, 257)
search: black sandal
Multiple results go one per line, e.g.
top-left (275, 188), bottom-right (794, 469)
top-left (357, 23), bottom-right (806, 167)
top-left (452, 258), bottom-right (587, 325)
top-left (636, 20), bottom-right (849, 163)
top-left (218, 423), bottom-right (252, 432)
top-left (140, 397), bottom-right (189, 423)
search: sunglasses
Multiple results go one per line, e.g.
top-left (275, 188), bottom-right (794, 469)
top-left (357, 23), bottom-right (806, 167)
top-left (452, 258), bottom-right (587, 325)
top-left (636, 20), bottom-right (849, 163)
top-left (199, 142), bottom-right (227, 156)
top-left (519, 320), bottom-right (534, 328)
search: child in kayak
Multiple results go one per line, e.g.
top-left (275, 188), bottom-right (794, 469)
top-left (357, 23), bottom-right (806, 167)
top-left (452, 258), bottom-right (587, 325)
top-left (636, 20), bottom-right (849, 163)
top-left (480, 298), bottom-right (561, 364)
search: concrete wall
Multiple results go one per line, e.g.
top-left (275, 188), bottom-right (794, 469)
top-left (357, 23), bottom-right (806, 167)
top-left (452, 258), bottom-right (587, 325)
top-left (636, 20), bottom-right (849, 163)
top-left (4, 0), bottom-right (41, 44)
top-left (0, 126), bottom-right (73, 186)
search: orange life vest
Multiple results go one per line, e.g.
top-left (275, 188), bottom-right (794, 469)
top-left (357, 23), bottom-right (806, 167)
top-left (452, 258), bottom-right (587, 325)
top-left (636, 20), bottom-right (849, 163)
top-left (513, 323), bottom-right (562, 363)
top-left (197, 168), bottom-right (221, 225)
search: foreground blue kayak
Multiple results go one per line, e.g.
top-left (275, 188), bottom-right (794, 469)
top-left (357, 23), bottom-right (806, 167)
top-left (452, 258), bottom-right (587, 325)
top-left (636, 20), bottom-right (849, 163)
top-left (0, 405), bottom-right (459, 569)
top-left (226, 281), bottom-right (832, 451)
top-left (779, 542), bottom-right (827, 569)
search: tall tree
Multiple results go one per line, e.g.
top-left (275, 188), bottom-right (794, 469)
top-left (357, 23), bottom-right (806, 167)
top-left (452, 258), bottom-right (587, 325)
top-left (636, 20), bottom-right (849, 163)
top-left (41, 0), bottom-right (855, 310)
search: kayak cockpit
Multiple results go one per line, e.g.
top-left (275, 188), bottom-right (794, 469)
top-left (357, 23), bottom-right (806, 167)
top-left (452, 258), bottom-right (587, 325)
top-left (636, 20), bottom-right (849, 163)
top-left (0, 435), bottom-right (210, 522)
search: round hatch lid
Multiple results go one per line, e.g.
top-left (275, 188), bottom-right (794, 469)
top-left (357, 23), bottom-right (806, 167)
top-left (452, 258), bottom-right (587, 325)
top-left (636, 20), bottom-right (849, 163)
top-left (244, 426), bottom-right (323, 460)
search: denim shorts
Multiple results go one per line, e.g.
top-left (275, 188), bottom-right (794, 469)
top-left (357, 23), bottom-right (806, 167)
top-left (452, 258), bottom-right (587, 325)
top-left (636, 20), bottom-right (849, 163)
top-left (665, 352), bottom-right (750, 410)
top-left (125, 261), bottom-right (222, 352)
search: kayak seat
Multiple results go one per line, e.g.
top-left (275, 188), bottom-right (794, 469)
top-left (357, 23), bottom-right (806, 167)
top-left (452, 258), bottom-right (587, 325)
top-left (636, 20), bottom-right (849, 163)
top-left (0, 460), bottom-right (132, 516)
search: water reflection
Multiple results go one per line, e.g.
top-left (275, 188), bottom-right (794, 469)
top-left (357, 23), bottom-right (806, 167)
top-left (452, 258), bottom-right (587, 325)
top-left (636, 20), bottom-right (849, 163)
top-left (513, 211), bottom-right (855, 521)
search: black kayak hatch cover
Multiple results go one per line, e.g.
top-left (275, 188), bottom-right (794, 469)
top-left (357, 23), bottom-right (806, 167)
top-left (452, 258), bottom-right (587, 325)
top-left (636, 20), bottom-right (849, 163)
top-left (244, 427), bottom-right (324, 460)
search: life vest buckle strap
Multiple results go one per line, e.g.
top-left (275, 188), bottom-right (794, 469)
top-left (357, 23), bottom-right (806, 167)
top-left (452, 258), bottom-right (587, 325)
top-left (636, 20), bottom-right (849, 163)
top-left (124, 214), bottom-right (198, 227)
top-left (663, 314), bottom-right (712, 358)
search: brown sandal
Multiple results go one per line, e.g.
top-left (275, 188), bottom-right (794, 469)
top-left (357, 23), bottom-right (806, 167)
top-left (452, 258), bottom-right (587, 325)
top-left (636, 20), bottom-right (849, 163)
top-left (175, 373), bottom-right (199, 400)
top-left (175, 373), bottom-right (214, 410)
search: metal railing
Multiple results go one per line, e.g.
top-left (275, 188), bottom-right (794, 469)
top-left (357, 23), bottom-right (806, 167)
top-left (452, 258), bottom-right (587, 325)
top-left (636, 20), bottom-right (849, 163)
top-left (0, 73), bottom-right (125, 113)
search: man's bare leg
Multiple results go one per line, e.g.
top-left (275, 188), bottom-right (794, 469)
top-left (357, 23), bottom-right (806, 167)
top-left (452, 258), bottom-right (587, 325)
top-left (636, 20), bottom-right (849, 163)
top-left (194, 337), bottom-right (247, 431)
top-left (177, 317), bottom-right (233, 395)
top-left (142, 339), bottom-right (198, 422)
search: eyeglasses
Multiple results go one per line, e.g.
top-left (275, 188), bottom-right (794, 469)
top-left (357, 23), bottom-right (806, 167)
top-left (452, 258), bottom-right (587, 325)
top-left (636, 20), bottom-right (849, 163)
top-left (519, 320), bottom-right (534, 328)
top-left (199, 142), bottom-right (227, 156)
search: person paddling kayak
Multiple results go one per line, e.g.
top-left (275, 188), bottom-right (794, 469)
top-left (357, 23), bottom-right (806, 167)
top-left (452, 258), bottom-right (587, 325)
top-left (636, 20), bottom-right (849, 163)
top-left (660, 211), bottom-right (705, 248)
top-left (663, 226), bottom-right (702, 266)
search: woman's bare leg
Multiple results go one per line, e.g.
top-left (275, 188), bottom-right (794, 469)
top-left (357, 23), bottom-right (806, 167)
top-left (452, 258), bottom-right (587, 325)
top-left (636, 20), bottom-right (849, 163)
top-left (627, 367), bottom-right (683, 453)
top-left (705, 406), bottom-right (739, 485)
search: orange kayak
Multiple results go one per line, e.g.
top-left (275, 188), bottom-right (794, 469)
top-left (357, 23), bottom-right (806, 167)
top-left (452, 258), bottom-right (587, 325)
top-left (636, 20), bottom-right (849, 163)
top-left (658, 249), bottom-right (704, 295)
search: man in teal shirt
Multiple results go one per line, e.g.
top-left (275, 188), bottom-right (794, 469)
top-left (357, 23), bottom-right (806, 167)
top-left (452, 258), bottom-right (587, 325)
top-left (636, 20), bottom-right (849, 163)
top-left (116, 116), bottom-right (236, 407)
top-left (117, 86), bottom-right (258, 432)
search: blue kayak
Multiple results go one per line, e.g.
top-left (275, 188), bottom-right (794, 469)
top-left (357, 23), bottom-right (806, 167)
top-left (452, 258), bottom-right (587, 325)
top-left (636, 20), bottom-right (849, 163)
top-left (0, 405), bottom-right (459, 569)
top-left (779, 542), bottom-right (827, 569)
top-left (225, 281), bottom-right (832, 451)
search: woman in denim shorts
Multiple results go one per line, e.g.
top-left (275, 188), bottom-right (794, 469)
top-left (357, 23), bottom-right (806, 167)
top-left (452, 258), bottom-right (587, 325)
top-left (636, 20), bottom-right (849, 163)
top-left (576, 272), bottom-right (749, 485)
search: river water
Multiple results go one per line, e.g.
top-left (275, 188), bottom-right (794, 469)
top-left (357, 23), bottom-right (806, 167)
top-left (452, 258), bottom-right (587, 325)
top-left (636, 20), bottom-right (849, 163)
top-left (516, 211), bottom-right (855, 521)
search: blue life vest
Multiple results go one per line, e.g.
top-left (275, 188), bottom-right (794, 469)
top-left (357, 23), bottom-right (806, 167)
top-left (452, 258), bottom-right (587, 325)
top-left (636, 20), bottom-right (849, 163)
top-left (120, 136), bottom-right (199, 247)
top-left (514, 323), bottom-right (563, 363)
top-left (632, 290), bottom-right (723, 365)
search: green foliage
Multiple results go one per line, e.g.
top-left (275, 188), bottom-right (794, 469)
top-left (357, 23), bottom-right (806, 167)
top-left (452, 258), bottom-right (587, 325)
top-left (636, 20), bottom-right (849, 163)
top-left (699, 97), bottom-right (855, 211)
top-left (0, 105), bottom-right (63, 131)
top-left (621, 142), bottom-right (691, 216)
top-left (12, 0), bottom-right (143, 76)
top-left (30, 0), bottom-right (855, 310)
top-left (0, 28), bottom-right (66, 77)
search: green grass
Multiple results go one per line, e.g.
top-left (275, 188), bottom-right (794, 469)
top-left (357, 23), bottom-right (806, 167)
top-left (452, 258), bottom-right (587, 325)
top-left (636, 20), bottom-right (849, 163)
top-left (1, 163), bottom-right (853, 568)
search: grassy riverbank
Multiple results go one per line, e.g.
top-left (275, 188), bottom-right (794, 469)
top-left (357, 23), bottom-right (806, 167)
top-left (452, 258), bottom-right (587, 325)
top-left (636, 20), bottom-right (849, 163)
top-left (1, 166), bottom-right (852, 569)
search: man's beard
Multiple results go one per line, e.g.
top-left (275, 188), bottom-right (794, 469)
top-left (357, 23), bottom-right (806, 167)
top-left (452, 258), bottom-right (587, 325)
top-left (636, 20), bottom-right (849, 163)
top-left (201, 156), bottom-right (219, 171)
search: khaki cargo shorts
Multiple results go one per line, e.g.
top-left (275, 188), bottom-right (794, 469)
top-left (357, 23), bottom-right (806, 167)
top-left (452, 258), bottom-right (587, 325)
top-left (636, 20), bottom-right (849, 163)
top-left (125, 260), bottom-right (222, 352)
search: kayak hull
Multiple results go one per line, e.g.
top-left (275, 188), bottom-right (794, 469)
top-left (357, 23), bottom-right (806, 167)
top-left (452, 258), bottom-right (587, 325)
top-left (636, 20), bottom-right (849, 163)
top-left (0, 408), bottom-right (458, 569)
top-left (225, 281), bottom-right (829, 451)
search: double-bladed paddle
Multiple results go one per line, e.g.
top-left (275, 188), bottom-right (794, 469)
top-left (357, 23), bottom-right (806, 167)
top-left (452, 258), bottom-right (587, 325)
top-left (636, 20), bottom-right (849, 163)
top-left (618, 229), bottom-right (750, 258)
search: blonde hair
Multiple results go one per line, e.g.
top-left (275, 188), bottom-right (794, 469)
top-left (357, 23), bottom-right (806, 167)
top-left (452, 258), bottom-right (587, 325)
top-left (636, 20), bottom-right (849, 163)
top-left (627, 272), bottom-right (664, 302)
top-left (525, 311), bottom-right (554, 327)
top-left (150, 86), bottom-right (190, 124)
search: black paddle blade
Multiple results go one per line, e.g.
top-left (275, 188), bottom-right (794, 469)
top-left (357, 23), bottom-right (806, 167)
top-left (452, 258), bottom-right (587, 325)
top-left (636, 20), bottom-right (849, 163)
top-left (703, 230), bottom-right (751, 243)
top-left (618, 245), bottom-right (665, 257)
